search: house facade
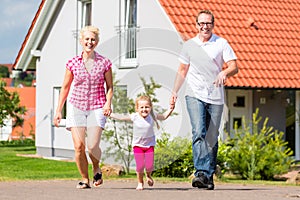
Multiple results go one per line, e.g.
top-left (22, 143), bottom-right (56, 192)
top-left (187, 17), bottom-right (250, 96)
top-left (13, 0), bottom-right (300, 161)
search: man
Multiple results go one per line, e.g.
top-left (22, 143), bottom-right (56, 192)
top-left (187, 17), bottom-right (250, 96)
top-left (170, 10), bottom-right (238, 190)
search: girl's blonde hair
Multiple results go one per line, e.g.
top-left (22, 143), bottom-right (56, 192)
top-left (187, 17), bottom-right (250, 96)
top-left (135, 95), bottom-right (160, 129)
top-left (80, 25), bottom-right (100, 41)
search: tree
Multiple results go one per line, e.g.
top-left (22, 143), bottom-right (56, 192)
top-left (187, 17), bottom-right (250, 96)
top-left (0, 65), bottom-right (9, 78)
top-left (0, 80), bottom-right (26, 135)
top-left (102, 76), bottom-right (134, 174)
top-left (139, 76), bottom-right (161, 104)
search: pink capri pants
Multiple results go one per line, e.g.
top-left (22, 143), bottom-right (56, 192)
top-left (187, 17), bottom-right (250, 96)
top-left (133, 146), bottom-right (154, 173)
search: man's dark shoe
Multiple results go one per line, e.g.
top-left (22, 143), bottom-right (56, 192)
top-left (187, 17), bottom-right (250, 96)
top-left (192, 173), bottom-right (208, 188)
top-left (207, 176), bottom-right (214, 190)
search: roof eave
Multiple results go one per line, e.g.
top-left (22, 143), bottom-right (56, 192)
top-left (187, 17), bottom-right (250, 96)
top-left (13, 0), bottom-right (61, 71)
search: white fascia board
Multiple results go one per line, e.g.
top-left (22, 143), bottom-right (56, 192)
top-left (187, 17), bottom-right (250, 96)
top-left (15, 1), bottom-right (61, 71)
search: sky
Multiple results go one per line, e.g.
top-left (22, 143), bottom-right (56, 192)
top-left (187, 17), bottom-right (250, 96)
top-left (0, 0), bottom-right (40, 64)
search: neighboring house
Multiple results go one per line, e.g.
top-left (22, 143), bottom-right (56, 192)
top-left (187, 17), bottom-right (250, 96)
top-left (13, 0), bottom-right (300, 161)
top-left (6, 87), bottom-right (36, 140)
top-left (1, 87), bottom-right (36, 141)
top-left (1, 63), bottom-right (36, 141)
top-left (1, 78), bottom-right (13, 87)
top-left (0, 64), bottom-right (13, 75)
top-left (0, 64), bottom-right (13, 86)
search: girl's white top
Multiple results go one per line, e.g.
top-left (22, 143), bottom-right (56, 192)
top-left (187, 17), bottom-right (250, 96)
top-left (130, 112), bottom-right (157, 148)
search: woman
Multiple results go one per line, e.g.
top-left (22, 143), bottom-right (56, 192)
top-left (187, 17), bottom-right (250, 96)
top-left (53, 26), bottom-right (113, 189)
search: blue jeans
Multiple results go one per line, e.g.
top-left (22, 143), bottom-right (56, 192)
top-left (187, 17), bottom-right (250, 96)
top-left (185, 96), bottom-right (223, 178)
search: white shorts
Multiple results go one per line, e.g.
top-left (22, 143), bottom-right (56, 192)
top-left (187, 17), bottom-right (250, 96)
top-left (66, 103), bottom-right (106, 131)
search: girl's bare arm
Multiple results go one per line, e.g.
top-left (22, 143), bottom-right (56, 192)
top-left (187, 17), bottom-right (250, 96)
top-left (109, 113), bottom-right (132, 121)
top-left (156, 107), bottom-right (174, 121)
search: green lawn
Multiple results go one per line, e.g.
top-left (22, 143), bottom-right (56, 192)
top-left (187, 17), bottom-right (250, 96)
top-left (0, 145), bottom-right (81, 181)
top-left (0, 141), bottom-right (295, 186)
top-left (0, 141), bottom-right (139, 182)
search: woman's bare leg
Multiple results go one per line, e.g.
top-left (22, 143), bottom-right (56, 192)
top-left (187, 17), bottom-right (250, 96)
top-left (71, 127), bottom-right (89, 186)
top-left (87, 126), bottom-right (103, 186)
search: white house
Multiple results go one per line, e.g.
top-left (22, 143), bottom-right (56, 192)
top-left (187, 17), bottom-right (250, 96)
top-left (13, 0), bottom-right (300, 161)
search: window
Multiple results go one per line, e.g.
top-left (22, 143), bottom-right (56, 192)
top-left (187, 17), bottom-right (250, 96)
top-left (124, 0), bottom-right (137, 59)
top-left (74, 0), bottom-right (92, 54)
top-left (233, 117), bottom-right (242, 129)
top-left (78, 0), bottom-right (92, 28)
top-left (233, 96), bottom-right (245, 107)
top-left (113, 85), bottom-right (129, 113)
top-left (119, 0), bottom-right (138, 68)
top-left (53, 87), bottom-right (67, 126)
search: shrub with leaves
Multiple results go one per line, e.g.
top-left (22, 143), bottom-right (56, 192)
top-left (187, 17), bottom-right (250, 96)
top-left (0, 138), bottom-right (35, 147)
top-left (216, 139), bottom-right (231, 177)
top-left (218, 108), bottom-right (294, 180)
top-left (153, 132), bottom-right (193, 178)
top-left (0, 80), bottom-right (26, 128)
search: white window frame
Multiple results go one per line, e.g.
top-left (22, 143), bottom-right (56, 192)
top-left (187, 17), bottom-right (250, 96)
top-left (53, 87), bottom-right (66, 127)
top-left (74, 0), bottom-right (92, 54)
top-left (119, 0), bottom-right (138, 68)
top-left (78, 0), bottom-right (92, 29)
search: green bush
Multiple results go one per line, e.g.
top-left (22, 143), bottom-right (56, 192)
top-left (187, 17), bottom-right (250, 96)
top-left (153, 132), bottom-right (194, 178)
top-left (0, 139), bottom-right (35, 147)
top-left (217, 139), bottom-right (231, 177)
top-left (218, 109), bottom-right (294, 180)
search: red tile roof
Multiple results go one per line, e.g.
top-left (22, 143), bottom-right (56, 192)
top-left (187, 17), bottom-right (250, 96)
top-left (159, 0), bottom-right (300, 89)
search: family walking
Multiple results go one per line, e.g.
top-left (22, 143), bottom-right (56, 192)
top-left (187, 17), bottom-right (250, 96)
top-left (53, 9), bottom-right (238, 191)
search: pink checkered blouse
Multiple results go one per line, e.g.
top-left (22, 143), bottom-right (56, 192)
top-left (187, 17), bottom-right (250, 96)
top-left (66, 51), bottom-right (112, 111)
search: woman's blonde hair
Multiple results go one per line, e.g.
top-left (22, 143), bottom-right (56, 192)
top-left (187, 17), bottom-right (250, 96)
top-left (80, 25), bottom-right (100, 41)
top-left (135, 95), bottom-right (160, 129)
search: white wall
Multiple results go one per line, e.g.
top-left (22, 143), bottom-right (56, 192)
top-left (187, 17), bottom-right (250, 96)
top-left (295, 91), bottom-right (300, 160)
top-left (93, 0), bottom-right (191, 140)
top-left (36, 0), bottom-right (192, 160)
top-left (0, 118), bottom-right (12, 141)
top-left (36, 1), bottom-right (78, 157)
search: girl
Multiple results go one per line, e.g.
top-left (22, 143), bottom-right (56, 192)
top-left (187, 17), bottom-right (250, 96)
top-left (110, 95), bottom-right (173, 190)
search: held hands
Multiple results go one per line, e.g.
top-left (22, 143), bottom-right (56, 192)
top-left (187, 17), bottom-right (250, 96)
top-left (214, 71), bottom-right (227, 87)
top-left (53, 103), bottom-right (112, 128)
top-left (169, 93), bottom-right (177, 110)
top-left (102, 102), bottom-right (112, 116)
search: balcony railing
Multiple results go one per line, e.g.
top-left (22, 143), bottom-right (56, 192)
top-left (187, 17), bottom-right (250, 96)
top-left (124, 27), bottom-right (136, 59)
